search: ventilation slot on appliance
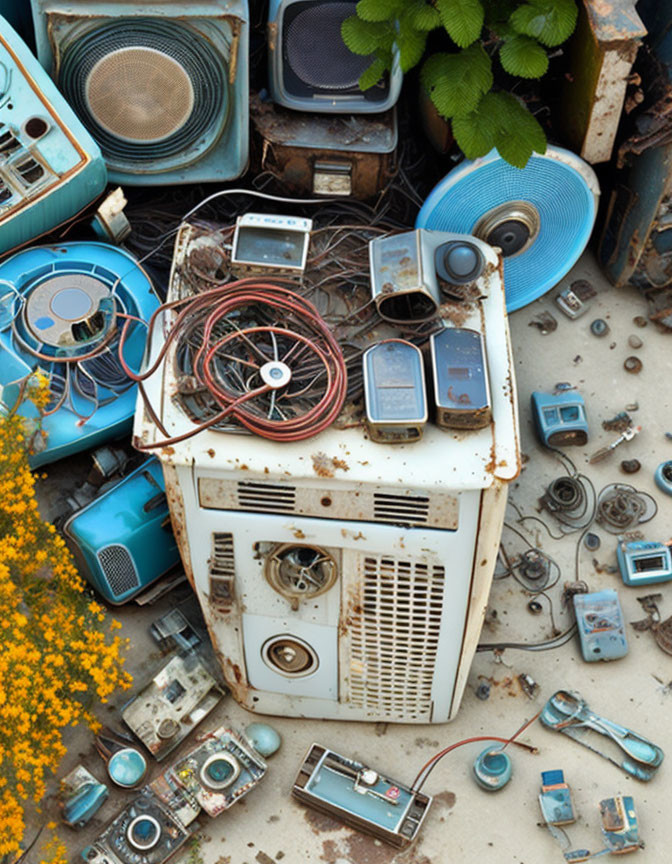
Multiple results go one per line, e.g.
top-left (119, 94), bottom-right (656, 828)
top-left (236, 481), bottom-right (296, 514)
top-left (15, 157), bottom-right (45, 186)
top-left (373, 493), bottom-right (430, 526)
top-left (348, 556), bottom-right (445, 721)
top-left (0, 179), bottom-right (13, 205)
top-left (97, 544), bottom-right (139, 598)
top-left (0, 129), bottom-right (20, 157)
top-left (209, 532), bottom-right (235, 612)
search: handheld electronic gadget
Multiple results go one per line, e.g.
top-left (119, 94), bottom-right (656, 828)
top-left (363, 340), bottom-right (427, 444)
top-left (531, 391), bottom-right (588, 447)
top-left (617, 540), bottom-right (672, 587)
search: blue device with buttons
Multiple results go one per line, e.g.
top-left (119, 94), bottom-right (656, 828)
top-left (573, 590), bottom-right (628, 661)
top-left (617, 540), bottom-right (672, 586)
top-left (531, 390), bottom-right (588, 447)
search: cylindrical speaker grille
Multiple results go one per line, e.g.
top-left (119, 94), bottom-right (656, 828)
top-left (416, 147), bottom-right (599, 312)
top-left (285, 2), bottom-right (370, 90)
top-left (59, 19), bottom-right (228, 166)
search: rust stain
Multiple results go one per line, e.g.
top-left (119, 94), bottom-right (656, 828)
top-left (256, 853), bottom-right (275, 864)
top-left (312, 452), bottom-right (350, 477)
top-left (434, 791), bottom-right (456, 809)
top-left (320, 832), bottom-right (433, 864)
top-left (293, 529), bottom-right (306, 539)
top-left (207, 448), bottom-right (216, 458)
top-left (161, 446), bottom-right (175, 456)
top-left (304, 809), bottom-right (343, 834)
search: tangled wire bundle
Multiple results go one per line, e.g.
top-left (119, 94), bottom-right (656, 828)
top-left (122, 279), bottom-right (348, 445)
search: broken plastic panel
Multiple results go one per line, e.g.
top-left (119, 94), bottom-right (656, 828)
top-left (60, 765), bottom-right (108, 829)
top-left (292, 744), bottom-right (431, 848)
top-left (540, 690), bottom-right (664, 781)
top-left (564, 796), bottom-right (643, 862)
top-left (573, 590), bottom-right (629, 662)
top-left (539, 769), bottom-right (576, 827)
top-left (363, 340), bottom-right (427, 444)
top-left (617, 540), bottom-right (672, 586)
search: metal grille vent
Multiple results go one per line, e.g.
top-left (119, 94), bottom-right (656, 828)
top-left (97, 544), bottom-right (139, 597)
top-left (285, 2), bottom-right (371, 90)
top-left (236, 482), bottom-right (296, 513)
top-left (373, 493), bottom-right (430, 526)
top-left (348, 556), bottom-right (445, 721)
top-left (58, 19), bottom-right (228, 165)
top-left (209, 532), bottom-right (235, 611)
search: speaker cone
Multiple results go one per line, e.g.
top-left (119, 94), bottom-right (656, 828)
top-left (262, 635), bottom-right (318, 677)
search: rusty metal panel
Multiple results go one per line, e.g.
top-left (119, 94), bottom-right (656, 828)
top-left (250, 93), bottom-right (397, 200)
top-left (560, 1), bottom-right (646, 164)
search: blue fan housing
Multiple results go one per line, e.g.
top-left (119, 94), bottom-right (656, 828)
top-left (0, 242), bottom-right (157, 467)
top-left (416, 147), bottom-right (599, 312)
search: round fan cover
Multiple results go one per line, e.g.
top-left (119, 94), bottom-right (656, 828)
top-left (416, 147), bottom-right (599, 312)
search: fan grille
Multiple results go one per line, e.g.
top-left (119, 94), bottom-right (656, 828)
top-left (285, 2), bottom-right (371, 90)
top-left (97, 544), bottom-right (139, 597)
top-left (59, 19), bottom-right (228, 165)
top-left (85, 47), bottom-right (195, 144)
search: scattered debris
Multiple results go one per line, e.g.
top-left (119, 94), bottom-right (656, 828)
top-left (632, 595), bottom-right (672, 655)
top-left (589, 425), bottom-right (641, 464)
top-left (590, 318), bottom-right (609, 337)
top-left (602, 411), bottom-right (632, 432)
top-left (518, 673), bottom-right (539, 699)
top-left (633, 316), bottom-right (648, 328)
top-left (584, 533), bottom-right (601, 551)
top-left (620, 459), bottom-right (641, 474)
top-left (528, 311), bottom-right (558, 334)
top-left (528, 600), bottom-right (543, 615)
top-left (654, 460), bottom-right (672, 495)
top-left (475, 681), bottom-right (492, 700)
top-left (556, 282), bottom-right (595, 319)
top-left (628, 334), bottom-right (643, 349)
top-left (624, 356), bottom-right (643, 374)
top-left (595, 483), bottom-right (657, 533)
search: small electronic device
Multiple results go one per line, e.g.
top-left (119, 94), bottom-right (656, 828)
top-left (369, 230), bottom-right (486, 324)
top-left (538, 770), bottom-right (575, 827)
top-left (60, 766), bottom-right (108, 829)
top-left (599, 796), bottom-right (642, 854)
top-left (616, 540), bottom-right (672, 587)
top-left (292, 744), bottom-right (431, 848)
top-left (531, 391), bottom-right (588, 447)
top-left (82, 789), bottom-right (191, 864)
top-left (122, 653), bottom-right (223, 761)
top-left (170, 726), bottom-right (267, 817)
top-left (472, 747), bottom-right (512, 791)
top-left (363, 340), bottom-right (427, 444)
top-left (231, 213), bottom-right (313, 274)
top-left (555, 285), bottom-right (593, 319)
top-left (430, 327), bottom-right (491, 430)
top-left (573, 590), bottom-right (628, 662)
top-left (655, 460), bottom-right (672, 496)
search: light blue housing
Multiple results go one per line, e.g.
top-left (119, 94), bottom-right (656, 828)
top-left (0, 242), bottom-right (157, 466)
top-left (530, 390), bottom-right (588, 448)
top-left (64, 458), bottom-right (180, 604)
top-left (62, 779), bottom-right (109, 828)
top-left (617, 540), bottom-right (672, 587)
top-left (268, 0), bottom-right (402, 113)
top-left (0, 15), bottom-right (107, 257)
top-left (416, 148), bottom-right (598, 312)
top-left (30, 1), bottom-right (249, 185)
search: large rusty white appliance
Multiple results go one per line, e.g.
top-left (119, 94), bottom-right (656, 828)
top-left (134, 219), bottom-right (520, 724)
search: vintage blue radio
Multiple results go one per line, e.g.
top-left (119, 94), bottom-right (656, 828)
top-left (267, 0), bottom-right (402, 113)
top-left (30, 1), bottom-right (249, 185)
top-left (0, 15), bottom-right (107, 258)
top-left (617, 540), bottom-right (672, 587)
top-left (0, 242), bottom-right (157, 467)
top-left (531, 390), bottom-right (589, 447)
top-left (63, 457), bottom-right (180, 604)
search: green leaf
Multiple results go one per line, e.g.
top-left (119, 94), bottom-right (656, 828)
top-left (499, 35), bottom-right (548, 78)
top-left (421, 44), bottom-right (493, 118)
top-left (397, 23), bottom-right (428, 72)
top-left (341, 15), bottom-right (381, 55)
top-left (359, 57), bottom-right (387, 90)
top-left (356, 0), bottom-right (403, 22)
top-left (452, 91), bottom-right (547, 167)
top-left (412, 3), bottom-right (442, 30)
top-left (436, 0), bottom-right (485, 47)
top-left (510, 0), bottom-right (578, 47)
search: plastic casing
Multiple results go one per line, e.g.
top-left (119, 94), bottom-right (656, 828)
top-left (0, 15), bottom-right (107, 257)
top-left (616, 540), bottom-right (672, 587)
top-left (63, 458), bottom-right (180, 604)
top-left (530, 390), bottom-right (589, 447)
top-left (267, 0), bottom-right (402, 113)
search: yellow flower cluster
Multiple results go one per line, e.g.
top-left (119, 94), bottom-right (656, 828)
top-left (0, 377), bottom-right (132, 861)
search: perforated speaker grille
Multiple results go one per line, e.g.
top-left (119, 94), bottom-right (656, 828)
top-left (97, 544), bottom-right (139, 597)
top-left (416, 147), bottom-right (599, 312)
top-left (285, 2), bottom-right (370, 90)
top-left (58, 19), bottom-right (228, 165)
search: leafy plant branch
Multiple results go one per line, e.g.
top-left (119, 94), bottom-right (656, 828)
top-left (342, 0), bottom-right (578, 168)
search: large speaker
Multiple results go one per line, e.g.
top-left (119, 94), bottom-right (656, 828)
top-left (0, 15), bottom-right (107, 258)
top-left (30, 1), bottom-right (249, 185)
top-left (416, 147), bottom-right (600, 312)
top-left (268, 0), bottom-right (401, 113)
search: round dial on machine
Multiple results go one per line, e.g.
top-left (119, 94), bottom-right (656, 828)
top-left (265, 544), bottom-right (338, 608)
top-left (261, 635), bottom-right (319, 677)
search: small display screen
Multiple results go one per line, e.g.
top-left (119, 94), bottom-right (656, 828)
top-left (433, 328), bottom-right (488, 411)
top-left (234, 226), bottom-right (307, 268)
top-left (633, 555), bottom-right (665, 573)
top-left (365, 342), bottom-right (425, 422)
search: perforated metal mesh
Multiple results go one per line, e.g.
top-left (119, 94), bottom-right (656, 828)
top-left (58, 19), bottom-right (228, 165)
top-left (97, 544), bottom-right (139, 597)
top-left (285, 2), bottom-right (371, 90)
top-left (86, 47), bottom-right (195, 143)
top-left (348, 556), bottom-right (445, 721)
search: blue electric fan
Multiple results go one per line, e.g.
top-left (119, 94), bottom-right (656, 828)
top-left (416, 147), bottom-right (599, 312)
top-left (0, 242), bottom-right (157, 467)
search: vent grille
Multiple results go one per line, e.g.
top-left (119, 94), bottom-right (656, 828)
top-left (237, 481), bottom-right (296, 514)
top-left (97, 544), bottom-right (139, 597)
top-left (373, 493), bottom-right (430, 526)
top-left (348, 556), bottom-right (445, 721)
top-left (209, 532), bottom-right (235, 611)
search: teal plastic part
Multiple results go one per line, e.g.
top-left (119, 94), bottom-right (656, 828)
top-left (64, 457), bottom-right (180, 604)
top-left (655, 460), bottom-right (672, 495)
top-left (245, 722), bottom-right (281, 758)
top-left (108, 748), bottom-right (147, 788)
top-left (0, 16), bottom-right (107, 256)
top-left (472, 747), bottom-right (512, 791)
